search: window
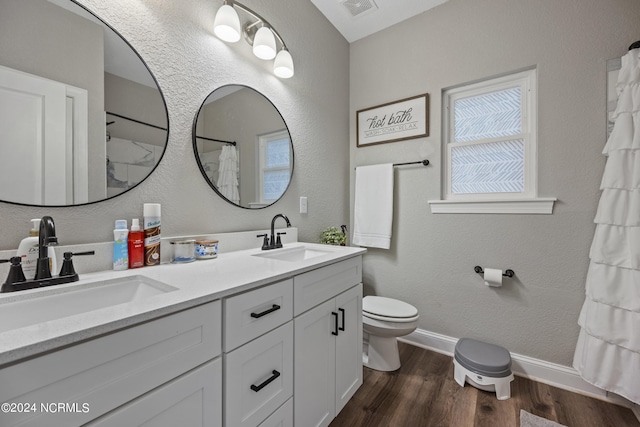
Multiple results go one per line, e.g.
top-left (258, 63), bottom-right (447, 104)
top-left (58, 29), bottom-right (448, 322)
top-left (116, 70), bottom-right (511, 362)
top-left (258, 129), bottom-right (291, 203)
top-left (429, 69), bottom-right (555, 214)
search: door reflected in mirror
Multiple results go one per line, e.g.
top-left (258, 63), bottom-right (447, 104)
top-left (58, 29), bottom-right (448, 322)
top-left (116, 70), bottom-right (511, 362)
top-left (193, 85), bottom-right (293, 209)
top-left (0, 0), bottom-right (168, 206)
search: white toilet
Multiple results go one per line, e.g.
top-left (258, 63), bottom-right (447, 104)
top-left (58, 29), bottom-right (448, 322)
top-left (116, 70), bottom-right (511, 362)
top-left (362, 296), bottom-right (419, 371)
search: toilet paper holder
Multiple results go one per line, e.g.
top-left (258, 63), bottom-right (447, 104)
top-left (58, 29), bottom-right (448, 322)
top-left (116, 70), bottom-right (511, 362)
top-left (474, 266), bottom-right (514, 278)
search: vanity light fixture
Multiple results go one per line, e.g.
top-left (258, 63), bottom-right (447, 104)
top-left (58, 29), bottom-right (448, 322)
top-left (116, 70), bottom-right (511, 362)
top-left (213, 2), bottom-right (241, 42)
top-left (252, 26), bottom-right (276, 60)
top-left (213, 0), bottom-right (294, 78)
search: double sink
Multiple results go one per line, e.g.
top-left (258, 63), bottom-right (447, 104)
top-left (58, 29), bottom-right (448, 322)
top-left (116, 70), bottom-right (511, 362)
top-left (0, 244), bottom-right (334, 336)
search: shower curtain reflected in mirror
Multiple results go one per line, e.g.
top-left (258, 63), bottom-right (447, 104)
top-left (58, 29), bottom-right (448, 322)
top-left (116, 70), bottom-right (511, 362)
top-left (217, 145), bottom-right (240, 205)
top-left (573, 47), bottom-right (640, 405)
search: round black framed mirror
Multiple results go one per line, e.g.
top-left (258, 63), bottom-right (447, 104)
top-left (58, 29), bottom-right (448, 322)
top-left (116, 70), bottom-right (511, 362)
top-left (193, 85), bottom-right (294, 209)
top-left (0, 0), bottom-right (168, 206)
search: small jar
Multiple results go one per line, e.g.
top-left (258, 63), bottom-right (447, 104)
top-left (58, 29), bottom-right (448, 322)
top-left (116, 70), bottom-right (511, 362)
top-left (195, 240), bottom-right (219, 259)
top-left (170, 239), bottom-right (196, 263)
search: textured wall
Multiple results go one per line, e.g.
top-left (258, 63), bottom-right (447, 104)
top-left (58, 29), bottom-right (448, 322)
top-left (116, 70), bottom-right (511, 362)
top-left (0, 0), bottom-right (350, 249)
top-left (350, 0), bottom-right (640, 366)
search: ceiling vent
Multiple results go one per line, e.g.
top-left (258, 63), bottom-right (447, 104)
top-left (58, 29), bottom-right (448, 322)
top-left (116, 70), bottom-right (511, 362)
top-left (340, 0), bottom-right (378, 18)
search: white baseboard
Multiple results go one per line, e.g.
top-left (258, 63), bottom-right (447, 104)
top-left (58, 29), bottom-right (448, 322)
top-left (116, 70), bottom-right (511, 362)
top-left (399, 328), bottom-right (638, 415)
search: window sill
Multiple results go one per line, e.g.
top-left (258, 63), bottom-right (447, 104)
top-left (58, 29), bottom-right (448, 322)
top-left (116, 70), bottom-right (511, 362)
top-left (428, 197), bottom-right (557, 214)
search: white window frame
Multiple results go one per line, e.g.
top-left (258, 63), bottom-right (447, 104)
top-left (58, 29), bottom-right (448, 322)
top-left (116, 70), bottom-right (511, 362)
top-left (257, 129), bottom-right (291, 204)
top-left (429, 69), bottom-right (556, 214)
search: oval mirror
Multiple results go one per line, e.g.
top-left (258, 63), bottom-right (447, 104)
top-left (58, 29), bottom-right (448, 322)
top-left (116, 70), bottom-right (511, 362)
top-left (0, 0), bottom-right (168, 206)
top-left (193, 85), bottom-right (293, 209)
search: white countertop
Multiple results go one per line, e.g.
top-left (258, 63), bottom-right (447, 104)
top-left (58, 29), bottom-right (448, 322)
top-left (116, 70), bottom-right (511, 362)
top-left (0, 242), bottom-right (365, 366)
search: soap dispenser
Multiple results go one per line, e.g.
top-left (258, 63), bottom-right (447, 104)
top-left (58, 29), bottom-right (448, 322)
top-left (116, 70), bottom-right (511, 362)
top-left (17, 218), bottom-right (57, 280)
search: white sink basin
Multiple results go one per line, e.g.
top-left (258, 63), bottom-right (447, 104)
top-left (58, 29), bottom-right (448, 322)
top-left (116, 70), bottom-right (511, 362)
top-left (252, 245), bottom-right (333, 262)
top-left (0, 275), bottom-right (178, 333)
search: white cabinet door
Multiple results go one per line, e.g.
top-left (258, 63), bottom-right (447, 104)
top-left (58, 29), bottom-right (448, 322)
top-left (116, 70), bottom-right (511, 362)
top-left (0, 65), bottom-right (87, 205)
top-left (334, 284), bottom-right (362, 414)
top-left (294, 299), bottom-right (336, 427)
top-left (86, 357), bottom-right (222, 427)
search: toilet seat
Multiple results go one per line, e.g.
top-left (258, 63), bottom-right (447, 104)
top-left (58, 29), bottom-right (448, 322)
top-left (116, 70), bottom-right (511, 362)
top-left (363, 296), bottom-right (419, 323)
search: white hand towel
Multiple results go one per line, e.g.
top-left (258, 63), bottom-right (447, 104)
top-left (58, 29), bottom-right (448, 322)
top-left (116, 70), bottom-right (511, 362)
top-left (353, 164), bottom-right (394, 249)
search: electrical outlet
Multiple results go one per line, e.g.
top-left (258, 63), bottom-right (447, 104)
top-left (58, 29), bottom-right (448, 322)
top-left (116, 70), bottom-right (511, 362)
top-left (300, 196), bottom-right (308, 214)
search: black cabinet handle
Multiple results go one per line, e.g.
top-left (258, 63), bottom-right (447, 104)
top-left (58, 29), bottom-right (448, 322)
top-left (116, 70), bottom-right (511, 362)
top-left (250, 370), bottom-right (280, 392)
top-left (331, 312), bottom-right (339, 336)
top-left (338, 308), bottom-right (345, 331)
top-left (251, 304), bottom-right (281, 319)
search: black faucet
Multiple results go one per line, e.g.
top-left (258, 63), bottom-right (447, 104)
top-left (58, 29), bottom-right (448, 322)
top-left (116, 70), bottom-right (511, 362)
top-left (1, 216), bottom-right (94, 293)
top-left (34, 216), bottom-right (58, 280)
top-left (265, 214), bottom-right (291, 250)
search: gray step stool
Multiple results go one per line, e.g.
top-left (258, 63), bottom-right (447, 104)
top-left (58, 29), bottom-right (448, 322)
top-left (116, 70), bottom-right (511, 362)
top-left (453, 337), bottom-right (514, 400)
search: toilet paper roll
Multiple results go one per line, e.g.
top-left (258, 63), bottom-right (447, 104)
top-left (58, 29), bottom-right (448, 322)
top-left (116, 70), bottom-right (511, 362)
top-left (483, 268), bottom-right (503, 287)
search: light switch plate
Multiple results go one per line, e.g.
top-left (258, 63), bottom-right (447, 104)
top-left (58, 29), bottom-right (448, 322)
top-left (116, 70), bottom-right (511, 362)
top-left (300, 197), bottom-right (308, 214)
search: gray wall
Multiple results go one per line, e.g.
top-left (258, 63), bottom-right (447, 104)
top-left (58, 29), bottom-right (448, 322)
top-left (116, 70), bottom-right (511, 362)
top-left (0, 0), bottom-right (350, 248)
top-left (350, 0), bottom-right (640, 366)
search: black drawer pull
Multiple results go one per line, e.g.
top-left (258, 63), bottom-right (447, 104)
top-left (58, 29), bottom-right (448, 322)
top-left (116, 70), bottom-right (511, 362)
top-left (338, 308), bottom-right (345, 331)
top-left (250, 370), bottom-right (280, 392)
top-left (251, 304), bottom-right (281, 319)
top-left (331, 312), bottom-right (339, 336)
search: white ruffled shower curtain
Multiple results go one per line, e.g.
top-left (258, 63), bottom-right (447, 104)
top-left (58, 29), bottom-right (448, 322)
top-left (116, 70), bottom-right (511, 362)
top-left (217, 145), bottom-right (240, 204)
top-left (573, 47), bottom-right (640, 404)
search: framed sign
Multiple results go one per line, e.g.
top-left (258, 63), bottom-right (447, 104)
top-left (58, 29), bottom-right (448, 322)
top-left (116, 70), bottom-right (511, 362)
top-left (356, 93), bottom-right (429, 147)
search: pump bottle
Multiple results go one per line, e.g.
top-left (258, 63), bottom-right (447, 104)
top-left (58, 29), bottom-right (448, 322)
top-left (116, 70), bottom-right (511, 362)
top-left (128, 219), bottom-right (144, 269)
top-left (17, 218), bottom-right (57, 280)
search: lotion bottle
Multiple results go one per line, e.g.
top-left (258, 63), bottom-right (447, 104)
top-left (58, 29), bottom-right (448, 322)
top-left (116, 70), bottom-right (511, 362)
top-left (17, 218), bottom-right (57, 280)
top-left (128, 218), bottom-right (145, 269)
top-left (113, 220), bottom-right (129, 271)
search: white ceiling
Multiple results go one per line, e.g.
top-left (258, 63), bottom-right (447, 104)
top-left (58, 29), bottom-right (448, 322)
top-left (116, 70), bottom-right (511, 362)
top-left (309, 0), bottom-right (449, 43)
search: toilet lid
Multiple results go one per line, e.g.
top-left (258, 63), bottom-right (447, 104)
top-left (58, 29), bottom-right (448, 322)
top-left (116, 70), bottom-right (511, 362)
top-left (363, 296), bottom-right (418, 319)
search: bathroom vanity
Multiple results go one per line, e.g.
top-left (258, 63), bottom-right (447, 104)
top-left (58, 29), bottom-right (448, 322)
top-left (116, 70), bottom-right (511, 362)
top-left (0, 242), bottom-right (365, 427)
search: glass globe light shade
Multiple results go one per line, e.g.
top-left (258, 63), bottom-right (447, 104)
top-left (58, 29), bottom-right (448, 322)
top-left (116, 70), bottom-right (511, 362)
top-left (214, 4), bottom-right (241, 42)
top-left (274, 49), bottom-right (294, 78)
top-left (253, 26), bottom-right (276, 60)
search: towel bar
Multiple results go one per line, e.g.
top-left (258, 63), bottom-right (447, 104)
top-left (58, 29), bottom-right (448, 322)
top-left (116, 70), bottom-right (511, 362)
top-left (392, 160), bottom-right (429, 167)
top-left (355, 159), bottom-right (429, 169)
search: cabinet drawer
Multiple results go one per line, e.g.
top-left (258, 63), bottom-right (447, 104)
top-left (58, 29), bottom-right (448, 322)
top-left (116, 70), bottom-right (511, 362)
top-left (259, 398), bottom-right (293, 427)
top-left (224, 279), bottom-right (293, 351)
top-left (294, 256), bottom-right (362, 316)
top-left (0, 301), bottom-right (221, 427)
top-left (86, 358), bottom-right (222, 427)
top-left (225, 322), bottom-right (293, 427)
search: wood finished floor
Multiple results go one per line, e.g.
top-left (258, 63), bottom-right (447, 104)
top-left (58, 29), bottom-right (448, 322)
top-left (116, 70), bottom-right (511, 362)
top-left (330, 342), bottom-right (639, 427)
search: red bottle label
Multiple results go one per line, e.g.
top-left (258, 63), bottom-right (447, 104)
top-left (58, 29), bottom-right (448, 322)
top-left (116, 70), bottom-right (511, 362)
top-left (128, 231), bottom-right (145, 269)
